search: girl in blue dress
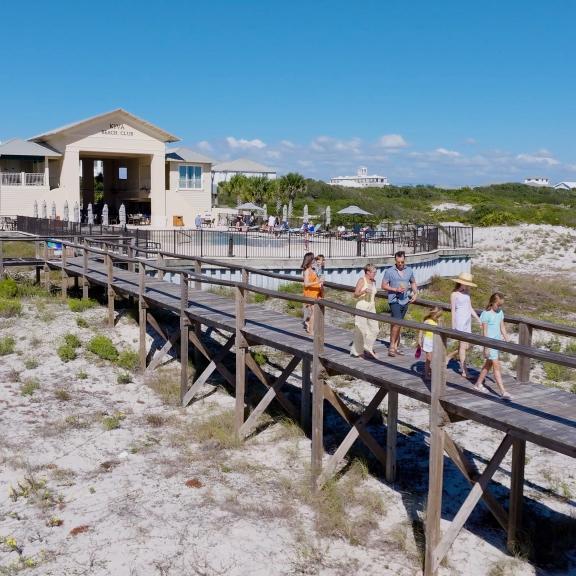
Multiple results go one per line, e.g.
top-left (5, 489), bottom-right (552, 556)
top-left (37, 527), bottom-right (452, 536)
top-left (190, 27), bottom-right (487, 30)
top-left (474, 292), bottom-right (512, 399)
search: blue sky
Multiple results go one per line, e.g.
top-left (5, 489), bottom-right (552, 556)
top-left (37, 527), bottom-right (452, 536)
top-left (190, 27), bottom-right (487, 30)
top-left (1, 0), bottom-right (575, 185)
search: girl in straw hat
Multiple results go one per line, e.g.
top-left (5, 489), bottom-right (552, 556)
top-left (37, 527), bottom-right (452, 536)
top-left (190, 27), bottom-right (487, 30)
top-left (446, 272), bottom-right (481, 378)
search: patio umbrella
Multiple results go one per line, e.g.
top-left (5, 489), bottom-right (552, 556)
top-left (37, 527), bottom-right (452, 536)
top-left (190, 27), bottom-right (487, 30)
top-left (325, 205), bottom-right (331, 227)
top-left (87, 203), bottom-right (94, 225)
top-left (236, 202), bottom-right (265, 211)
top-left (73, 202), bottom-right (80, 223)
top-left (337, 205), bottom-right (372, 216)
top-left (282, 204), bottom-right (288, 222)
top-left (263, 203), bottom-right (268, 219)
top-left (119, 204), bottom-right (126, 227)
top-left (63, 201), bottom-right (69, 222)
top-left (41, 200), bottom-right (47, 219)
top-left (288, 199), bottom-right (293, 219)
top-left (51, 201), bottom-right (57, 220)
top-left (303, 204), bottom-right (309, 222)
top-left (33, 200), bottom-right (38, 218)
top-left (102, 204), bottom-right (109, 227)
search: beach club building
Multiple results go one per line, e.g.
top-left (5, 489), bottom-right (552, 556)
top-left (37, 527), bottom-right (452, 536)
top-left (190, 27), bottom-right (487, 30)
top-left (0, 109), bottom-right (214, 227)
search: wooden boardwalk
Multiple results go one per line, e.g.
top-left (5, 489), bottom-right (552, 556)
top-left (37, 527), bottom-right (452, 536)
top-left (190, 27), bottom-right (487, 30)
top-left (41, 247), bottom-right (575, 576)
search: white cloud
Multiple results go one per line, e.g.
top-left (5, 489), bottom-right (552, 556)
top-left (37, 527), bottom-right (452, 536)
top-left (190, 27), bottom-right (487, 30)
top-left (435, 147), bottom-right (461, 157)
top-left (377, 134), bottom-right (407, 148)
top-left (266, 150), bottom-right (281, 159)
top-left (280, 139), bottom-right (296, 149)
top-left (516, 151), bottom-right (559, 166)
top-left (310, 136), bottom-right (361, 153)
top-left (226, 136), bottom-right (267, 150)
top-left (197, 140), bottom-right (213, 152)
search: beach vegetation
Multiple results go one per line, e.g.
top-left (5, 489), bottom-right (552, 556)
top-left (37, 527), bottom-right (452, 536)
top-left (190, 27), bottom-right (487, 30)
top-left (0, 336), bottom-right (16, 355)
top-left (116, 349), bottom-right (139, 371)
top-left (20, 377), bottom-right (40, 396)
top-left (87, 335), bottom-right (118, 361)
top-left (68, 298), bottom-right (98, 313)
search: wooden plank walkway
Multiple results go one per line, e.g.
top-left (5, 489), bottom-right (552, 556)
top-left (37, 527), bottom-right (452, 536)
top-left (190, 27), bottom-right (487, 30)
top-left (56, 256), bottom-right (576, 458)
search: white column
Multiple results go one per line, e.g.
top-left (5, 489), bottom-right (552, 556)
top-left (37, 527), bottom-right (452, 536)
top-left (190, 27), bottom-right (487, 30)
top-left (44, 157), bottom-right (50, 188)
top-left (150, 152), bottom-right (166, 227)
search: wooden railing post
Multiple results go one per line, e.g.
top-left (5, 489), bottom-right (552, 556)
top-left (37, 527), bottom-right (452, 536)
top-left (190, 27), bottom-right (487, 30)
top-left (128, 238), bottom-right (135, 273)
top-left (311, 300), bottom-right (325, 489)
top-left (43, 241), bottom-right (50, 291)
top-left (105, 245), bottom-right (114, 327)
top-left (180, 272), bottom-right (190, 405)
top-left (507, 438), bottom-right (526, 552)
top-left (82, 240), bottom-right (89, 300)
top-left (516, 322), bottom-right (533, 383)
top-left (157, 251), bottom-right (164, 281)
top-left (194, 259), bottom-right (201, 291)
top-left (425, 333), bottom-right (448, 576)
top-left (138, 262), bottom-right (148, 371)
top-left (301, 357), bottom-right (312, 434)
top-left (0, 239), bottom-right (4, 279)
top-left (61, 241), bottom-right (68, 300)
top-left (234, 280), bottom-right (248, 437)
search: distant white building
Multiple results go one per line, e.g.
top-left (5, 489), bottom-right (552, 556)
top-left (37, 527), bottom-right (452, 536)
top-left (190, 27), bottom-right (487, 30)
top-left (329, 166), bottom-right (389, 188)
top-left (553, 181), bottom-right (576, 190)
top-left (211, 158), bottom-right (276, 205)
top-left (524, 177), bottom-right (550, 187)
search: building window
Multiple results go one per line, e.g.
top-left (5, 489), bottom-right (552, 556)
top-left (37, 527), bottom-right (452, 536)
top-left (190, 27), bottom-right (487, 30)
top-left (179, 165), bottom-right (202, 189)
top-left (119, 167), bottom-right (128, 180)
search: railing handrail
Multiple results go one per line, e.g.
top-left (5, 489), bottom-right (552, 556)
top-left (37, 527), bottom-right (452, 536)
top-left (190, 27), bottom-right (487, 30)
top-left (42, 237), bottom-right (576, 369)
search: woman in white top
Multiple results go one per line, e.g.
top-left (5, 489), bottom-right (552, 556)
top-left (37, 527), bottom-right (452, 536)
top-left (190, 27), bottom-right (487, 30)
top-left (350, 264), bottom-right (380, 359)
top-left (446, 272), bottom-right (481, 378)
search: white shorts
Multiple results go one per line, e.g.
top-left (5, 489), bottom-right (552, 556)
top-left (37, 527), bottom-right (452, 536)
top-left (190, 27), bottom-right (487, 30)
top-left (422, 342), bottom-right (433, 353)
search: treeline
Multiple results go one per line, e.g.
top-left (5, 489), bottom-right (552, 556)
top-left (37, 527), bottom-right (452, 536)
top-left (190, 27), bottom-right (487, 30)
top-left (219, 175), bottom-right (576, 227)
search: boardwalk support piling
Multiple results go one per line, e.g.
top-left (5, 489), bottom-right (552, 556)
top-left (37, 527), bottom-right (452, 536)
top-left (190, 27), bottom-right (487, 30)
top-left (301, 357), bottom-right (312, 434)
top-left (311, 300), bottom-right (325, 489)
top-left (507, 438), bottom-right (526, 552)
top-left (180, 273), bottom-right (190, 405)
top-left (386, 391), bottom-right (398, 482)
top-left (82, 240), bottom-right (89, 299)
top-left (105, 246), bottom-right (114, 327)
top-left (61, 242), bottom-right (68, 300)
top-left (138, 262), bottom-right (148, 371)
top-left (234, 280), bottom-right (247, 437)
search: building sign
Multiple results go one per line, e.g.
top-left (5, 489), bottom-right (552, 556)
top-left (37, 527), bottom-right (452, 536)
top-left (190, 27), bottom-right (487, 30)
top-left (101, 123), bottom-right (134, 137)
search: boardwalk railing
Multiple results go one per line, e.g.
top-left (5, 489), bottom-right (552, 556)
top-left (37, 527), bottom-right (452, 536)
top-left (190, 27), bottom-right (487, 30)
top-left (2, 234), bottom-right (574, 576)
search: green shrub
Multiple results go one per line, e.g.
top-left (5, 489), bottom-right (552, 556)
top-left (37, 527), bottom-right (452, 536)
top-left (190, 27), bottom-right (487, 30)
top-left (57, 344), bottom-right (77, 363)
top-left (253, 293), bottom-right (268, 303)
top-left (21, 378), bottom-right (40, 396)
top-left (543, 362), bottom-right (575, 383)
top-left (68, 298), bottom-right (98, 313)
top-left (253, 351), bottom-right (267, 366)
top-left (0, 277), bottom-right (18, 298)
top-left (375, 299), bottom-right (390, 315)
top-left (279, 282), bottom-right (303, 294)
top-left (117, 372), bottom-right (132, 384)
top-left (87, 335), bottom-right (118, 362)
top-left (116, 349), bottom-right (139, 371)
top-left (564, 342), bottom-right (576, 356)
top-left (76, 317), bottom-right (89, 328)
top-left (63, 333), bottom-right (81, 349)
top-left (102, 413), bottom-right (124, 430)
top-left (24, 357), bottom-right (39, 369)
top-left (77, 369), bottom-right (88, 380)
top-left (0, 336), bottom-right (16, 355)
top-left (0, 298), bottom-right (22, 318)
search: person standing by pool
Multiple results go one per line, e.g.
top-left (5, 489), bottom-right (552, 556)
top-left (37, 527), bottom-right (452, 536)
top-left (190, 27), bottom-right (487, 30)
top-left (381, 251), bottom-right (418, 357)
top-left (302, 252), bottom-right (323, 334)
top-left (350, 264), bottom-right (380, 359)
top-left (446, 272), bottom-right (482, 378)
top-left (194, 214), bottom-right (202, 229)
top-left (475, 292), bottom-right (512, 399)
top-left (268, 213), bottom-right (276, 233)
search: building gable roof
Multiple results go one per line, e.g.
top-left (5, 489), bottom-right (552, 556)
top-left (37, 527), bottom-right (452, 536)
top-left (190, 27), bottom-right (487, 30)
top-left (166, 147), bottom-right (214, 164)
top-left (553, 181), bottom-right (576, 189)
top-left (0, 138), bottom-right (61, 157)
top-left (29, 108), bottom-right (179, 143)
top-left (212, 158), bottom-right (275, 173)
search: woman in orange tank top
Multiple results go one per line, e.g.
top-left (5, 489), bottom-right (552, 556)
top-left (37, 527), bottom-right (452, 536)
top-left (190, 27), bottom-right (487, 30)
top-left (302, 252), bottom-right (323, 334)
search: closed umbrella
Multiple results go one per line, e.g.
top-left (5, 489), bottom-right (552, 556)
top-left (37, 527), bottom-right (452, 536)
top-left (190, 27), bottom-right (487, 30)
top-left (263, 203), bottom-right (268, 219)
top-left (33, 200), bottom-right (38, 218)
top-left (276, 197), bottom-right (281, 215)
top-left (325, 205), bottom-right (331, 227)
top-left (303, 204), bottom-right (309, 222)
top-left (87, 203), bottom-right (94, 225)
top-left (119, 204), bottom-right (126, 227)
top-left (73, 202), bottom-right (80, 223)
top-left (282, 204), bottom-right (288, 222)
top-left (288, 199), bottom-right (293, 219)
top-left (41, 200), bottom-right (47, 219)
top-left (51, 201), bottom-right (57, 220)
top-left (63, 201), bottom-right (69, 222)
top-left (102, 204), bottom-right (109, 227)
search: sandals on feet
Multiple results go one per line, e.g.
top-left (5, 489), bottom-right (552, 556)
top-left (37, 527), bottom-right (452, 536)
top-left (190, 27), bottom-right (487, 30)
top-left (501, 391), bottom-right (513, 400)
top-left (474, 383), bottom-right (489, 392)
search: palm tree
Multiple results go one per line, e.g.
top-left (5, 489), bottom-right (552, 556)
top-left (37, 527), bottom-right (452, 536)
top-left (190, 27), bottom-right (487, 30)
top-left (279, 172), bottom-right (306, 203)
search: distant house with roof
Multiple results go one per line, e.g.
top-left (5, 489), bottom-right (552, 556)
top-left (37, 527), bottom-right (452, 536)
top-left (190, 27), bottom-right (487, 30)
top-left (523, 177), bottom-right (550, 187)
top-left (553, 181), bottom-right (576, 190)
top-left (211, 158), bottom-right (276, 205)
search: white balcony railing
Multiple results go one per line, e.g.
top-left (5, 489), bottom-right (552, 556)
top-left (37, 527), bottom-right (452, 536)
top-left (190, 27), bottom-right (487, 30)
top-left (0, 172), bottom-right (45, 186)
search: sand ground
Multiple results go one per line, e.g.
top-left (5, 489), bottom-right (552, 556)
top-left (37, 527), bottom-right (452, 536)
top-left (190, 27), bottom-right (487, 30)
top-left (0, 225), bottom-right (575, 576)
